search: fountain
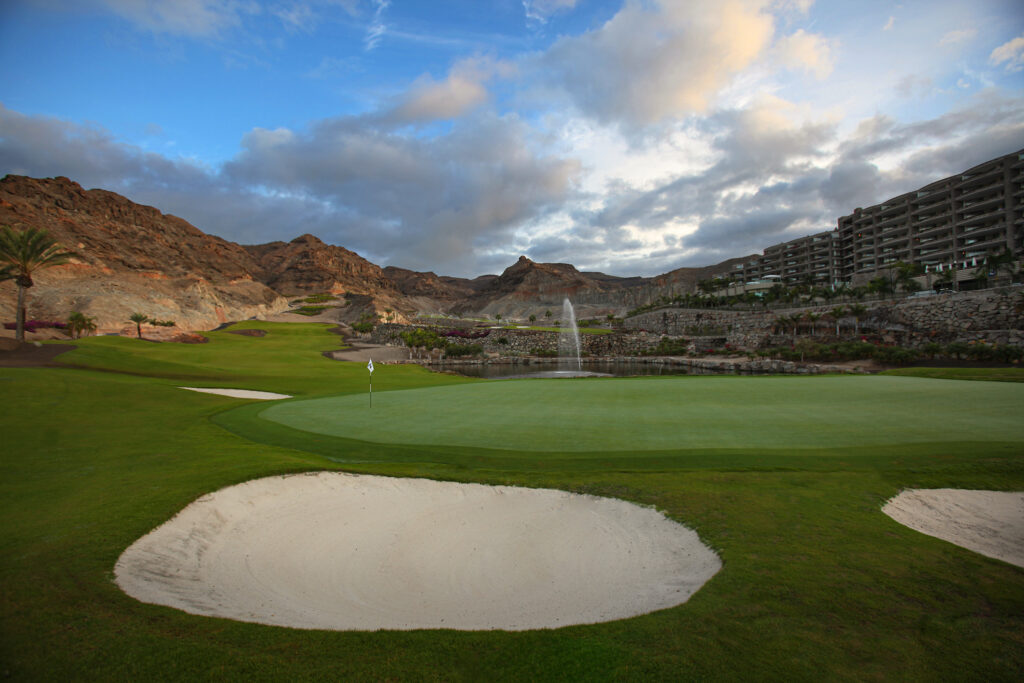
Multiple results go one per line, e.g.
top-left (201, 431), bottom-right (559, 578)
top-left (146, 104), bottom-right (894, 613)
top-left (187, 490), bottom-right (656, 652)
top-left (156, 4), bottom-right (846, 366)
top-left (559, 297), bottom-right (582, 371)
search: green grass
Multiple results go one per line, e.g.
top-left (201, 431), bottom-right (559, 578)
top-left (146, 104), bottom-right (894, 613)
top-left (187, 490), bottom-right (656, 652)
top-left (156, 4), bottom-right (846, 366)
top-left (881, 366), bottom-right (1024, 382)
top-left (259, 376), bottom-right (1024, 452)
top-left (2, 325), bottom-right (1023, 680)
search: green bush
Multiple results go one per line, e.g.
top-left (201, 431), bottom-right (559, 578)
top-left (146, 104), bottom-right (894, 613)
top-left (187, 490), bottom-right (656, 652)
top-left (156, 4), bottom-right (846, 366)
top-left (445, 343), bottom-right (484, 358)
top-left (643, 336), bottom-right (689, 356)
top-left (872, 346), bottom-right (919, 365)
top-left (994, 345), bottom-right (1024, 363)
top-left (497, 337), bottom-right (509, 345)
top-left (965, 343), bottom-right (995, 361)
top-left (400, 328), bottom-right (446, 350)
top-left (350, 312), bottom-right (379, 333)
top-left (531, 348), bottom-right (559, 357)
top-left (946, 342), bottom-right (970, 360)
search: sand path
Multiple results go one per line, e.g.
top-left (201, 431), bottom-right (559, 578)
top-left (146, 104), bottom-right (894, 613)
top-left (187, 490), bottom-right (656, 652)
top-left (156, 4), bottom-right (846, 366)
top-left (115, 472), bottom-right (721, 631)
top-left (883, 489), bottom-right (1024, 568)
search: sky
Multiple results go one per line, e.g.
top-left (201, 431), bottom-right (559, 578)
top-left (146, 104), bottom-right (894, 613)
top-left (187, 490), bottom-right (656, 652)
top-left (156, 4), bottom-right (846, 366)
top-left (0, 0), bottom-right (1023, 278)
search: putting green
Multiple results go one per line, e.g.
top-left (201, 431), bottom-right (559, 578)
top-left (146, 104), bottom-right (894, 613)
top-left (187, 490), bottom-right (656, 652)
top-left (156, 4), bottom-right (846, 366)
top-left (259, 375), bottom-right (1024, 452)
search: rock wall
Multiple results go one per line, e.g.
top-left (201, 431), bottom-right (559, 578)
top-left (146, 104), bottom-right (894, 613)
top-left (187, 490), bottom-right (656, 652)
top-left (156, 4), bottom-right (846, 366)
top-left (368, 323), bottom-right (665, 357)
top-left (623, 288), bottom-right (1024, 348)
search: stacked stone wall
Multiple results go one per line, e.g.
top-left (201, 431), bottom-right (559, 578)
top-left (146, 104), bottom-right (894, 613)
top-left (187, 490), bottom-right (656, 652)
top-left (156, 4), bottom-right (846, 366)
top-left (623, 288), bottom-right (1024, 348)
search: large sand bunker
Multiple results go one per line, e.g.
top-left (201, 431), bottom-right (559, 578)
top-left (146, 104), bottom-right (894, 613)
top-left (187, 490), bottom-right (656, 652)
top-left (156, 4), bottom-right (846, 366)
top-left (115, 473), bottom-right (721, 631)
top-left (882, 489), bottom-right (1024, 568)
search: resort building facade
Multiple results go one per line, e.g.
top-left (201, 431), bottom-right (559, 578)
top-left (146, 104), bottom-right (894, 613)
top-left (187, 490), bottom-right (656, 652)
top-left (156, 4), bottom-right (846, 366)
top-left (724, 148), bottom-right (1024, 290)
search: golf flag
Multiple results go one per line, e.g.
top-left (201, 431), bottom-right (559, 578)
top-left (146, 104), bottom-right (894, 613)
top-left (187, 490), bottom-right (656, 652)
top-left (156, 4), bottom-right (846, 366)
top-left (367, 358), bottom-right (374, 374)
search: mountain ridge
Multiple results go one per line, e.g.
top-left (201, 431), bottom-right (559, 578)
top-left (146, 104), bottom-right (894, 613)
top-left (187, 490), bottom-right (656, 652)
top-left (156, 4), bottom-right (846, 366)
top-left (0, 175), bottom-right (740, 329)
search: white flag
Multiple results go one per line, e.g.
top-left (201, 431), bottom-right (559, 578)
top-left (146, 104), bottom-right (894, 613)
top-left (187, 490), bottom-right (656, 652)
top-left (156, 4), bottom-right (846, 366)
top-left (367, 358), bottom-right (374, 374)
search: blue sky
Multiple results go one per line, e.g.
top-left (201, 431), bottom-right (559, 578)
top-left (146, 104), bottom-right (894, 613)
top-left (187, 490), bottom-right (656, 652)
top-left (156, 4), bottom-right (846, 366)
top-left (1, 0), bottom-right (1023, 277)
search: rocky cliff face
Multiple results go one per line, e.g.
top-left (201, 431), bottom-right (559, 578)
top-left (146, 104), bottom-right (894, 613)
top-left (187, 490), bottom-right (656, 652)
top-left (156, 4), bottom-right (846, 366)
top-left (0, 175), bottom-right (288, 331)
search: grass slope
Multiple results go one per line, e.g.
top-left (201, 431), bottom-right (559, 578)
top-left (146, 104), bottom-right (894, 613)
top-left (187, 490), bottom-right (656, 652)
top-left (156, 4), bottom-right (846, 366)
top-left (2, 323), bottom-right (1023, 680)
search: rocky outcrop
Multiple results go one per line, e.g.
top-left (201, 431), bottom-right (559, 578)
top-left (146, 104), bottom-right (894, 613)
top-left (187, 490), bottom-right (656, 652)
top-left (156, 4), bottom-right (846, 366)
top-left (244, 234), bottom-right (397, 297)
top-left (0, 175), bottom-right (289, 331)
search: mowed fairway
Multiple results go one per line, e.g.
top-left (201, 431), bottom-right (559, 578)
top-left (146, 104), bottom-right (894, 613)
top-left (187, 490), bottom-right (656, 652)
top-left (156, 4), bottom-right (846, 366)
top-left (2, 322), bottom-right (1024, 680)
top-left (261, 376), bottom-right (1024, 452)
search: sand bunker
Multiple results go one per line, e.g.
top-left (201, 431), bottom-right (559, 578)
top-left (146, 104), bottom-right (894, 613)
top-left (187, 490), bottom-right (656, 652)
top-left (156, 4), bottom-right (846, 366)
top-left (115, 473), bottom-right (721, 631)
top-left (883, 489), bottom-right (1024, 568)
top-left (179, 387), bottom-right (292, 400)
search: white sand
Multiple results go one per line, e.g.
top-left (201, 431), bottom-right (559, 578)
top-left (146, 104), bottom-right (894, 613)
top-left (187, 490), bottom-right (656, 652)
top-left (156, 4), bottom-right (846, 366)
top-left (115, 472), bottom-right (721, 631)
top-left (882, 489), bottom-right (1024, 568)
top-left (179, 387), bottom-right (292, 400)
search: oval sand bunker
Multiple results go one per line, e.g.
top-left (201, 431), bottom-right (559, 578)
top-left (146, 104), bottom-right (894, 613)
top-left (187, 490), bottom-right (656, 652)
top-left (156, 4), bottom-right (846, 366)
top-left (115, 473), bottom-right (721, 631)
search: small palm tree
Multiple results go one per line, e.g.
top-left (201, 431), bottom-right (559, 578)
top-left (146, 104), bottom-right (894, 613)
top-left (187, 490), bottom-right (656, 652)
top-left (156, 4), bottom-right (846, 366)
top-left (829, 306), bottom-right (847, 336)
top-left (67, 311), bottom-right (97, 339)
top-left (0, 226), bottom-right (75, 342)
top-left (847, 304), bottom-right (868, 335)
top-left (128, 312), bottom-right (149, 339)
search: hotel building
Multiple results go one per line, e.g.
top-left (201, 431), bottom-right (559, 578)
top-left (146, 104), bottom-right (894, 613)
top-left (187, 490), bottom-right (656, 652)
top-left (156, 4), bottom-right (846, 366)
top-left (724, 148), bottom-right (1024, 289)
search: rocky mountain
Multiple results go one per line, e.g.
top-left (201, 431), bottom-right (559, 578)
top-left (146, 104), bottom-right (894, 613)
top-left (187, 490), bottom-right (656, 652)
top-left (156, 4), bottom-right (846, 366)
top-left (0, 175), bottom-right (288, 332)
top-left (0, 175), bottom-right (745, 332)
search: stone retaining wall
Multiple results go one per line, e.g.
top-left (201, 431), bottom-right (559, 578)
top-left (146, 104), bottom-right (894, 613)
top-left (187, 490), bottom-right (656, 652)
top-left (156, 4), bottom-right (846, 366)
top-left (623, 287), bottom-right (1024, 348)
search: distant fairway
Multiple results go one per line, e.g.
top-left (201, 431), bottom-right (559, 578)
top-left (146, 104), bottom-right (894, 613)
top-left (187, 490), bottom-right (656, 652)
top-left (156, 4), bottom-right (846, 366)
top-left (260, 375), bottom-right (1024, 452)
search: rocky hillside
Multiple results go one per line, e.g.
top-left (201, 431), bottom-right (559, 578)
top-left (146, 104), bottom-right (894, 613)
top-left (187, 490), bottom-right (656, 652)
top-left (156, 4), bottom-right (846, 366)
top-left (0, 175), bottom-right (288, 331)
top-left (0, 174), bottom-right (747, 331)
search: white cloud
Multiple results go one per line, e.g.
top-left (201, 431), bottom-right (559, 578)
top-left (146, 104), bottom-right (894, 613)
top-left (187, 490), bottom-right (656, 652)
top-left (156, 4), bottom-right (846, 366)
top-left (381, 58), bottom-right (509, 124)
top-left (541, 0), bottom-right (776, 126)
top-left (990, 34), bottom-right (1024, 72)
top-left (939, 28), bottom-right (977, 47)
top-left (523, 0), bottom-right (577, 23)
top-left (97, 0), bottom-right (255, 37)
top-left (776, 29), bottom-right (834, 79)
top-left (364, 0), bottom-right (389, 51)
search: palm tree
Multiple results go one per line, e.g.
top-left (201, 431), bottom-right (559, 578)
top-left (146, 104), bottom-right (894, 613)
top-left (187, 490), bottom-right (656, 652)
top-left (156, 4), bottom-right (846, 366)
top-left (847, 304), bottom-right (868, 336)
top-left (829, 306), bottom-right (847, 336)
top-left (982, 249), bottom-right (1019, 286)
top-left (128, 312), bottom-right (149, 339)
top-left (67, 311), bottom-right (97, 339)
top-left (936, 267), bottom-right (957, 292)
top-left (0, 226), bottom-right (75, 342)
top-left (804, 312), bottom-right (822, 336)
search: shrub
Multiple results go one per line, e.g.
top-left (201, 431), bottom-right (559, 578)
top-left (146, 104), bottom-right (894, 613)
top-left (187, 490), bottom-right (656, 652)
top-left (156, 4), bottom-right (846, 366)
top-left (350, 312), bottom-right (379, 332)
top-left (642, 336), bottom-right (689, 356)
top-left (445, 343), bottom-right (484, 358)
top-left (442, 329), bottom-right (489, 339)
top-left (945, 342), bottom-right (969, 360)
top-left (400, 328), bottom-right (446, 350)
top-left (497, 337), bottom-right (509, 345)
top-left (4, 320), bottom-right (67, 332)
top-left (531, 348), bottom-right (559, 357)
top-left (993, 345), bottom-right (1024, 363)
top-left (921, 342), bottom-right (944, 359)
top-left (965, 342), bottom-right (995, 362)
top-left (148, 318), bottom-right (176, 327)
top-left (872, 346), bottom-right (918, 365)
